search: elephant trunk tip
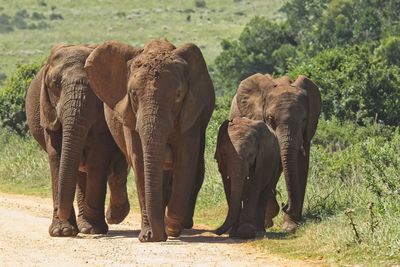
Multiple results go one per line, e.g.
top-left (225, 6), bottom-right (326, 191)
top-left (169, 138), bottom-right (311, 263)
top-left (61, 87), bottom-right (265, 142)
top-left (214, 221), bottom-right (232, 236)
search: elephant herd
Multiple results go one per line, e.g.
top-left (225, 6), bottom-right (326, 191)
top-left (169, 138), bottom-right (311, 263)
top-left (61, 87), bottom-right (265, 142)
top-left (25, 38), bottom-right (321, 242)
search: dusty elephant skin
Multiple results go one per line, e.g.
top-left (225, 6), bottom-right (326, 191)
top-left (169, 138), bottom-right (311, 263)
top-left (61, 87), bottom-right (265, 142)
top-left (25, 44), bottom-right (130, 237)
top-left (214, 117), bottom-right (281, 239)
top-left (230, 74), bottom-right (321, 232)
top-left (84, 39), bottom-right (215, 242)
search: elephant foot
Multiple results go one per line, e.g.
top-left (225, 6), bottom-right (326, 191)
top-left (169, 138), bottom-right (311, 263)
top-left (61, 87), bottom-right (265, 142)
top-left (264, 196), bottom-right (280, 228)
top-left (139, 227), bottom-right (168, 242)
top-left (282, 213), bottom-right (300, 233)
top-left (49, 218), bottom-right (78, 237)
top-left (78, 216), bottom-right (108, 234)
top-left (237, 223), bottom-right (256, 239)
top-left (165, 216), bottom-right (184, 237)
top-left (106, 200), bottom-right (130, 224)
top-left (183, 217), bottom-right (193, 229)
top-left (228, 227), bottom-right (239, 238)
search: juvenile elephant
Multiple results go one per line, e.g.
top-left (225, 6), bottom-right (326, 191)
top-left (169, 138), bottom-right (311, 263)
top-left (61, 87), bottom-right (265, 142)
top-left (84, 39), bottom-right (215, 242)
top-left (25, 44), bottom-right (130, 237)
top-left (214, 118), bottom-right (281, 239)
top-left (230, 74), bottom-right (321, 232)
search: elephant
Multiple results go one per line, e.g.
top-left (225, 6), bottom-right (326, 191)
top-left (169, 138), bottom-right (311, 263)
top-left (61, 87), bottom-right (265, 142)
top-left (214, 117), bottom-right (281, 239)
top-left (84, 39), bottom-right (215, 242)
top-left (25, 44), bottom-right (130, 237)
top-left (229, 73), bottom-right (321, 232)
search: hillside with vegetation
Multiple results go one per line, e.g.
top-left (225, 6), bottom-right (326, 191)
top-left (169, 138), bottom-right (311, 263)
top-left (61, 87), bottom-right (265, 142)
top-left (0, 0), bottom-right (399, 265)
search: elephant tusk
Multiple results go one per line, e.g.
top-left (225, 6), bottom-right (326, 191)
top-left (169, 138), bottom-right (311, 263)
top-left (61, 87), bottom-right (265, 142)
top-left (227, 176), bottom-right (230, 180)
top-left (246, 176), bottom-right (250, 180)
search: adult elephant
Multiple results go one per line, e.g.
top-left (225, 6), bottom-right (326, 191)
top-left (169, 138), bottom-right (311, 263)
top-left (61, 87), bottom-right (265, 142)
top-left (25, 44), bottom-right (130, 237)
top-left (84, 39), bottom-right (215, 242)
top-left (229, 73), bottom-right (321, 232)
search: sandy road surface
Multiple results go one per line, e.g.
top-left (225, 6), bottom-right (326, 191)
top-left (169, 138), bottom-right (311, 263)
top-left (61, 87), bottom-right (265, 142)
top-left (0, 193), bottom-right (313, 267)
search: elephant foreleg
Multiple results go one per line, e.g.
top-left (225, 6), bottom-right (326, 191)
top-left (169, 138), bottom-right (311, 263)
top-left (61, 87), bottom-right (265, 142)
top-left (45, 129), bottom-right (78, 237)
top-left (165, 125), bottom-right (201, 237)
top-left (183, 131), bottom-right (206, 229)
top-left (76, 171), bottom-right (86, 222)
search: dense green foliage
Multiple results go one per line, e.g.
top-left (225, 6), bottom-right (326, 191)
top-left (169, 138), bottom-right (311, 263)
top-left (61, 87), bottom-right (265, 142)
top-left (214, 0), bottom-right (400, 125)
top-left (290, 44), bottom-right (400, 124)
top-left (0, 61), bottom-right (42, 135)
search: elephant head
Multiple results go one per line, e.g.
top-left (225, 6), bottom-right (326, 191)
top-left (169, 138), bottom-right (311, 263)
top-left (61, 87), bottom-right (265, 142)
top-left (231, 73), bottom-right (321, 231)
top-left (39, 44), bottom-right (102, 221)
top-left (214, 118), bottom-right (280, 238)
top-left (84, 39), bottom-right (213, 241)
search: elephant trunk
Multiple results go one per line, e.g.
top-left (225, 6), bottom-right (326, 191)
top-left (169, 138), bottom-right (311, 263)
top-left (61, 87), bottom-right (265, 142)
top-left (276, 125), bottom-right (301, 222)
top-left (57, 85), bottom-right (92, 221)
top-left (139, 101), bottom-right (170, 241)
top-left (215, 172), bottom-right (245, 235)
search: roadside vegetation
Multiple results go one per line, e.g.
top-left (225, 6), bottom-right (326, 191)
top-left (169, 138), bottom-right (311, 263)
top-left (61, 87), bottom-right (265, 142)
top-left (0, 0), bottom-right (399, 265)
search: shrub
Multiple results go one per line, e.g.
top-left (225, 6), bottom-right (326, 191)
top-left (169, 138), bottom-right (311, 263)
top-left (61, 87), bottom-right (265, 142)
top-left (289, 43), bottom-right (400, 125)
top-left (0, 61), bottom-right (43, 135)
top-left (194, 0), bottom-right (206, 8)
top-left (214, 17), bottom-right (296, 94)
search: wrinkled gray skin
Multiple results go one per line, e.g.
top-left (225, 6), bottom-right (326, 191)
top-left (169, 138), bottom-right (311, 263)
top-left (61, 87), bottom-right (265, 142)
top-left (230, 74), bottom-right (321, 232)
top-left (85, 39), bottom-right (215, 242)
top-left (25, 44), bottom-right (130, 237)
top-left (214, 118), bottom-right (281, 239)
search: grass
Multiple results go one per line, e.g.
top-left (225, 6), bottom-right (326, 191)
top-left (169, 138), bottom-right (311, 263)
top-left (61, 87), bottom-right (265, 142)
top-left (0, 0), bottom-right (283, 78)
top-left (2, 120), bottom-right (398, 266)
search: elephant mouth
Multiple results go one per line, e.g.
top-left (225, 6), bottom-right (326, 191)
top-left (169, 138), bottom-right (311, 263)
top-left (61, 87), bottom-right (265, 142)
top-left (163, 145), bottom-right (174, 170)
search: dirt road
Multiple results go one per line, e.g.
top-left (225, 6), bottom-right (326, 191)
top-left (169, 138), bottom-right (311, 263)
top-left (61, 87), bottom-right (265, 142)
top-left (0, 193), bottom-right (311, 266)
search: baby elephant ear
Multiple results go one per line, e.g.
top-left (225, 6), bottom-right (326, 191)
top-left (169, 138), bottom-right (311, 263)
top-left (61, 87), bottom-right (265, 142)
top-left (215, 120), bottom-right (230, 162)
top-left (292, 75), bottom-right (321, 142)
top-left (236, 73), bottom-right (275, 120)
top-left (85, 41), bottom-right (141, 129)
top-left (174, 43), bottom-right (215, 134)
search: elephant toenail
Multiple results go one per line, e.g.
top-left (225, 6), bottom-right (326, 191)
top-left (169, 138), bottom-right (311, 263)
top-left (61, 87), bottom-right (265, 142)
top-left (62, 227), bottom-right (72, 236)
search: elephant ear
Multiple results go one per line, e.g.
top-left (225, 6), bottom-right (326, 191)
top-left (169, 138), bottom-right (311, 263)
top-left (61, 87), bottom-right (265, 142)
top-left (215, 120), bottom-right (229, 164)
top-left (236, 73), bottom-right (276, 120)
top-left (174, 43), bottom-right (215, 133)
top-left (292, 75), bottom-right (321, 142)
top-left (228, 94), bottom-right (242, 120)
top-left (84, 41), bottom-right (141, 129)
top-left (39, 65), bottom-right (60, 131)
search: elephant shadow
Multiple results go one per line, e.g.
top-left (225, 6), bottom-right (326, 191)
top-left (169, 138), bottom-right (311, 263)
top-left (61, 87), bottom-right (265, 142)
top-left (171, 228), bottom-right (250, 244)
top-left (93, 228), bottom-right (248, 244)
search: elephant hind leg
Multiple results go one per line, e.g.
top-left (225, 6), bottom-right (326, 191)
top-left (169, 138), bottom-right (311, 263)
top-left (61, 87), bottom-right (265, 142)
top-left (106, 150), bottom-right (130, 224)
top-left (264, 190), bottom-right (280, 229)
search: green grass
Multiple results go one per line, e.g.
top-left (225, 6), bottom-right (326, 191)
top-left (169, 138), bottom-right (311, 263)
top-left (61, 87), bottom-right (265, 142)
top-left (0, 0), bottom-right (282, 78)
top-left (1, 120), bottom-right (400, 265)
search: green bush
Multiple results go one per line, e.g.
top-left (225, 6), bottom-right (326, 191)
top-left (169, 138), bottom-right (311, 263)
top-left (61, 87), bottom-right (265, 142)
top-left (214, 17), bottom-right (296, 93)
top-left (194, 0), bottom-right (206, 8)
top-left (289, 44), bottom-right (400, 125)
top-left (0, 61), bottom-right (42, 135)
